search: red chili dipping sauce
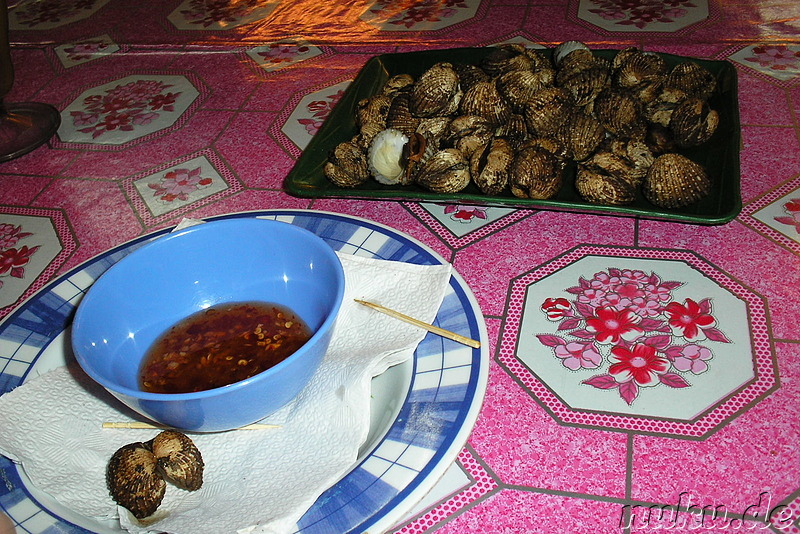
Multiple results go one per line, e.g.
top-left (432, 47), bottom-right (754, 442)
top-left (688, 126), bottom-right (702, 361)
top-left (139, 302), bottom-right (312, 394)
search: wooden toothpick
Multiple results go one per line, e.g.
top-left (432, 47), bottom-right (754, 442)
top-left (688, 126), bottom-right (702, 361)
top-left (354, 299), bottom-right (481, 349)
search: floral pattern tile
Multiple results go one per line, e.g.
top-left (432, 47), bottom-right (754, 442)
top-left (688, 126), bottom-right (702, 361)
top-left (0, 210), bottom-right (75, 319)
top-left (575, 0), bottom-right (709, 33)
top-left (168, 0), bottom-right (279, 30)
top-left (498, 246), bottom-right (775, 438)
top-left (729, 44), bottom-right (800, 84)
top-left (406, 203), bottom-right (528, 249)
top-left (9, 0), bottom-right (110, 30)
top-left (57, 74), bottom-right (200, 147)
top-left (54, 35), bottom-right (119, 69)
top-left (742, 177), bottom-right (800, 255)
top-left (278, 80), bottom-right (349, 156)
top-left (125, 151), bottom-right (241, 226)
top-left (245, 38), bottom-right (324, 73)
top-left (360, 0), bottom-right (480, 31)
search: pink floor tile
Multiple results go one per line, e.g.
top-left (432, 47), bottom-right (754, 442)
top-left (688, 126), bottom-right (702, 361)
top-left (0, 175), bottom-right (52, 205)
top-left (738, 125), bottom-right (800, 202)
top-left (631, 341), bottom-right (800, 512)
top-left (469, 359), bottom-right (629, 497)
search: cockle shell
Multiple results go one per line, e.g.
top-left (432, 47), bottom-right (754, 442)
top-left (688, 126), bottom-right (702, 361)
top-left (386, 92), bottom-right (420, 137)
top-left (496, 68), bottom-right (554, 112)
top-left (553, 40), bottom-right (590, 68)
top-left (410, 62), bottom-right (462, 118)
top-left (668, 97), bottom-right (719, 147)
top-left (452, 62), bottom-right (491, 92)
top-left (471, 137), bottom-right (515, 195)
top-left (663, 61), bottom-right (717, 102)
top-left (107, 443), bottom-right (166, 520)
top-left (523, 86), bottom-right (574, 138)
top-left (356, 94), bottom-right (392, 129)
top-left (150, 430), bottom-right (204, 492)
top-left (368, 128), bottom-right (411, 185)
top-left (593, 89), bottom-right (646, 139)
top-left (643, 153), bottom-right (711, 208)
top-left (575, 166), bottom-right (637, 205)
top-left (416, 116), bottom-right (452, 142)
top-left (324, 140), bottom-right (370, 187)
top-left (381, 74), bottom-right (415, 97)
top-left (565, 111), bottom-right (607, 161)
top-left (495, 113), bottom-right (528, 150)
top-left (459, 81), bottom-right (512, 128)
top-left (447, 114), bottom-right (494, 159)
top-left (612, 50), bottom-right (667, 103)
top-left (480, 43), bottom-right (534, 77)
top-left (415, 148), bottom-right (470, 193)
top-left (510, 145), bottom-right (563, 199)
top-left (558, 64), bottom-right (610, 108)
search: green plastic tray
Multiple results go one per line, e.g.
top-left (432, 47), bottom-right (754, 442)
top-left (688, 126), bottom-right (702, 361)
top-left (285, 47), bottom-right (741, 225)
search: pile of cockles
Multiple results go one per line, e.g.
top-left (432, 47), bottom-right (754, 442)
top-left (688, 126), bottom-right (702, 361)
top-left (106, 430), bottom-right (204, 520)
top-left (324, 41), bottom-right (721, 209)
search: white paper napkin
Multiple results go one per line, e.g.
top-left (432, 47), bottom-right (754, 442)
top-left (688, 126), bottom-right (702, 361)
top-left (0, 252), bottom-right (452, 534)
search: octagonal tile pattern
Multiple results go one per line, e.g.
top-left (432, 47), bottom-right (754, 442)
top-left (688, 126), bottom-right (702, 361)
top-left (56, 74), bottom-right (202, 148)
top-left (9, 0), bottom-right (110, 30)
top-left (0, 209), bottom-right (75, 320)
top-left (245, 38), bottom-right (324, 74)
top-left (276, 80), bottom-right (350, 157)
top-left (741, 175), bottom-right (800, 255)
top-left (360, 0), bottom-right (480, 32)
top-left (573, 0), bottom-right (709, 33)
top-left (167, 0), bottom-right (279, 30)
top-left (498, 245), bottom-right (776, 438)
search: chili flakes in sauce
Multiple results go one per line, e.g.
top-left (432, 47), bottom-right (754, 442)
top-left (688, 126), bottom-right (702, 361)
top-left (140, 302), bottom-right (312, 393)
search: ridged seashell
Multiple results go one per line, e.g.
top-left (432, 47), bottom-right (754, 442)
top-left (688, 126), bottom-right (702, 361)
top-left (356, 94), bottom-right (392, 129)
top-left (593, 89), bottom-right (646, 139)
top-left (452, 62), bottom-right (491, 92)
top-left (565, 111), bottom-right (606, 161)
top-left (459, 81), bottom-right (512, 128)
top-left (404, 132), bottom-right (437, 182)
top-left (669, 97), bottom-right (719, 147)
top-left (526, 48), bottom-right (554, 71)
top-left (381, 74), bottom-right (415, 96)
top-left (645, 123), bottom-right (678, 155)
top-left (355, 121), bottom-right (385, 150)
top-left (480, 43), bottom-right (535, 77)
top-left (643, 98), bottom-right (678, 128)
top-left (368, 128), bottom-right (411, 185)
top-left (612, 47), bottom-right (642, 71)
top-left (523, 86), bottom-right (574, 138)
top-left (510, 146), bottom-right (563, 199)
top-left (605, 138), bottom-right (655, 185)
top-left (150, 431), bottom-right (204, 492)
top-left (575, 166), bottom-right (637, 205)
top-left (557, 65), bottom-right (610, 108)
top-left (553, 41), bottom-right (590, 67)
top-left (410, 62), bottom-right (462, 118)
top-left (471, 137), bottom-right (515, 195)
top-left (613, 51), bottom-right (667, 92)
top-left (584, 149), bottom-right (645, 190)
top-left (447, 114), bottom-right (494, 141)
top-left (416, 116), bottom-right (452, 142)
top-left (664, 61), bottom-right (717, 102)
top-left (556, 51), bottom-right (609, 85)
top-left (415, 148), bottom-right (470, 193)
top-left (495, 113), bottom-right (528, 150)
top-left (386, 92), bottom-right (420, 137)
top-left (518, 136), bottom-right (569, 163)
top-left (107, 443), bottom-right (166, 519)
top-left (455, 132), bottom-right (494, 160)
top-left (643, 153), bottom-right (711, 208)
top-left (496, 69), bottom-right (554, 112)
top-left (324, 140), bottom-right (370, 187)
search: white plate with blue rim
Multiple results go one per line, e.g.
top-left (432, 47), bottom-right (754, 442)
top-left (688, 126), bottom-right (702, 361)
top-left (0, 210), bottom-right (489, 534)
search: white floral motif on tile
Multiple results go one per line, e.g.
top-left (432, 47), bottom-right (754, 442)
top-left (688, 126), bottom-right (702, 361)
top-left (58, 75), bottom-right (199, 146)
top-left (132, 156), bottom-right (228, 218)
top-left (576, 0), bottom-right (709, 33)
top-left (0, 216), bottom-right (62, 309)
top-left (247, 38), bottom-right (323, 73)
top-left (168, 0), bottom-right (278, 30)
top-left (360, 0), bottom-right (479, 32)
top-left (729, 44), bottom-right (800, 82)
top-left (282, 81), bottom-right (349, 152)
top-left (9, 0), bottom-right (110, 30)
top-left (54, 35), bottom-right (119, 68)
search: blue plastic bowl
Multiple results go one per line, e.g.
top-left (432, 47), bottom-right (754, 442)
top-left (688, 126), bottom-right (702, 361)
top-left (71, 218), bottom-right (345, 432)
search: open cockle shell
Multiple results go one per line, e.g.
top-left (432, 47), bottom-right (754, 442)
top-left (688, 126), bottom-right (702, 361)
top-left (368, 128), bottom-right (411, 185)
